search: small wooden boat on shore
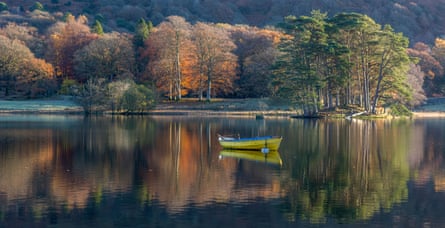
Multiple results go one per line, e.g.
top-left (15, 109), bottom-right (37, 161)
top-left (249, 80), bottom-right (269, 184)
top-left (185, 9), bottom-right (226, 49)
top-left (219, 149), bottom-right (282, 165)
top-left (217, 134), bottom-right (282, 151)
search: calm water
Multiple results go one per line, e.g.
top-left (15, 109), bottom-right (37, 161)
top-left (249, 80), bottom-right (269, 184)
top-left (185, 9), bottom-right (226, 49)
top-left (1, 115), bottom-right (445, 227)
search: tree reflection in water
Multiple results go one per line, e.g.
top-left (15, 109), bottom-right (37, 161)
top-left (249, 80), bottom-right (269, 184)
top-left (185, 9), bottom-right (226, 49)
top-left (280, 119), bottom-right (411, 223)
top-left (0, 116), bottom-right (445, 226)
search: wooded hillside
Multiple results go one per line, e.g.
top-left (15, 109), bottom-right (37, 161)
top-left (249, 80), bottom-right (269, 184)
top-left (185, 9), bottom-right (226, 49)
top-left (0, 1), bottom-right (444, 115)
top-left (1, 0), bottom-right (445, 44)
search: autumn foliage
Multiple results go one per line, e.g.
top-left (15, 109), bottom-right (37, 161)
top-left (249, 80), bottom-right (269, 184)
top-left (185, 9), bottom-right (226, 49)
top-left (47, 14), bottom-right (98, 80)
top-left (0, 7), bottom-right (444, 106)
top-left (144, 18), bottom-right (239, 101)
top-left (0, 35), bottom-right (55, 98)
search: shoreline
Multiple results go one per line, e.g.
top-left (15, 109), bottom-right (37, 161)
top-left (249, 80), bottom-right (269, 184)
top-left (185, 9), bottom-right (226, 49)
top-left (1, 98), bottom-right (445, 118)
top-left (1, 108), bottom-right (445, 119)
top-left (0, 109), bottom-right (298, 117)
top-left (412, 111), bottom-right (445, 118)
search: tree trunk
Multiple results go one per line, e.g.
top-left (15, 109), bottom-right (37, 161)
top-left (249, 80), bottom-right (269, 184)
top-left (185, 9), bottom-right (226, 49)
top-left (198, 71), bottom-right (204, 101)
top-left (336, 93), bottom-right (340, 107)
top-left (206, 79), bottom-right (211, 102)
top-left (371, 51), bottom-right (387, 113)
top-left (206, 65), bottom-right (213, 102)
top-left (169, 82), bottom-right (173, 100)
top-left (175, 31), bottom-right (181, 100)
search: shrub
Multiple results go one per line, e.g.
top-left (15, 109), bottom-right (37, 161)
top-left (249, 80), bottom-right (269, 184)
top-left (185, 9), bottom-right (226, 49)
top-left (121, 84), bottom-right (156, 113)
top-left (389, 104), bottom-right (412, 117)
top-left (59, 79), bottom-right (78, 95)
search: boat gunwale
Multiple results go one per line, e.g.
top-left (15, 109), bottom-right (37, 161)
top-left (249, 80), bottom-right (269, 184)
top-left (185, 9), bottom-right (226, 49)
top-left (218, 135), bottom-right (281, 142)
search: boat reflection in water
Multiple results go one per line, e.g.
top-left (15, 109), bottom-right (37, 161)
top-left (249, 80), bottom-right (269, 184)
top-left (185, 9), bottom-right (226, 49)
top-left (218, 149), bottom-right (283, 166)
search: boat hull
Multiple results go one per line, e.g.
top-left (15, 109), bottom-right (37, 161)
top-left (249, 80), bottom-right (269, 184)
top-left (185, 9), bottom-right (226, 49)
top-left (218, 136), bottom-right (282, 151)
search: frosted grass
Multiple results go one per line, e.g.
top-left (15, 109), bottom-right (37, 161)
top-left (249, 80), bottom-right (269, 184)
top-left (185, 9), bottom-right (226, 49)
top-left (0, 99), bottom-right (81, 112)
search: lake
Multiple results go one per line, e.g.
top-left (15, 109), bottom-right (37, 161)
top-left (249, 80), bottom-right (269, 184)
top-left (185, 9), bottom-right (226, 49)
top-left (1, 114), bottom-right (445, 227)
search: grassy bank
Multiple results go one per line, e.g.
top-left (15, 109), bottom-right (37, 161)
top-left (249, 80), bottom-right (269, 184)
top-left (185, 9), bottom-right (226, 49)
top-left (0, 97), bottom-right (298, 116)
top-left (0, 97), bottom-right (82, 113)
top-left (1, 97), bottom-right (444, 118)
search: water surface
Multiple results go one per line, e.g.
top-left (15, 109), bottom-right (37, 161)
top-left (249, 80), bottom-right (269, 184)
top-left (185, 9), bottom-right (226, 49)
top-left (1, 115), bottom-right (445, 227)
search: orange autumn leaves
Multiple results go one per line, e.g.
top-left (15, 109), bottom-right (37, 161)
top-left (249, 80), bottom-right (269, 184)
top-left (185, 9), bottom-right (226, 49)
top-left (0, 14), bottom-right (282, 100)
top-left (47, 14), bottom-right (98, 80)
top-left (144, 16), bottom-right (281, 100)
top-left (144, 16), bottom-right (238, 100)
top-left (0, 33), bottom-right (55, 98)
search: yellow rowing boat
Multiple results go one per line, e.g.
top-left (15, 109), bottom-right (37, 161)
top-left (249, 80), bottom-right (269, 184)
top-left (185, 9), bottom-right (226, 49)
top-left (217, 135), bottom-right (282, 151)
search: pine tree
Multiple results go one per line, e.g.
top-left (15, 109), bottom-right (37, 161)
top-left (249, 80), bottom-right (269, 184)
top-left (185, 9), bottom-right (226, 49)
top-left (92, 20), bottom-right (104, 35)
top-left (134, 18), bottom-right (152, 48)
top-left (0, 2), bottom-right (8, 12)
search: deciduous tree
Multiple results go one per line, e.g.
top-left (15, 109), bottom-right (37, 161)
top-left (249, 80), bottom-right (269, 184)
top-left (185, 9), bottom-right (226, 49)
top-left (408, 42), bottom-right (443, 96)
top-left (107, 79), bottom-right (133, 112)
top-left (0, 35), bottom-right (55, 98)
top-left (144, 16), bottom-right (193, 100)
top-left (47, 14), bottom-right (97, 80)
top-left (72, 78), bottom-right (108, 114)
top-left (74, 32), bottom-right (135, 82)
top-left (229, 25), bottom-right (282, 98)
top-left (431, 38), bottom-right (445, 95)
top-left (0, 23), bottom-right (45, 58)
top-left (406, 63), bottom-right (426, 107)
top-left (192, 22), bottom-right (237, 101)
top-left (18, 58), bottom-right (56, 98)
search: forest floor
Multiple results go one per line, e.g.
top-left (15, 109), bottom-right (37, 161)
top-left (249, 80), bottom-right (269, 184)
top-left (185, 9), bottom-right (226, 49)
top-left (0, 96), bottom-right (445, 118)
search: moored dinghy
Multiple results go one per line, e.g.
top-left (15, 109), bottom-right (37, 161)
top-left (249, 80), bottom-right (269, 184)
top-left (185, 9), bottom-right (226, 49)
top-left (217, 134), bottom-right (282, 151)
